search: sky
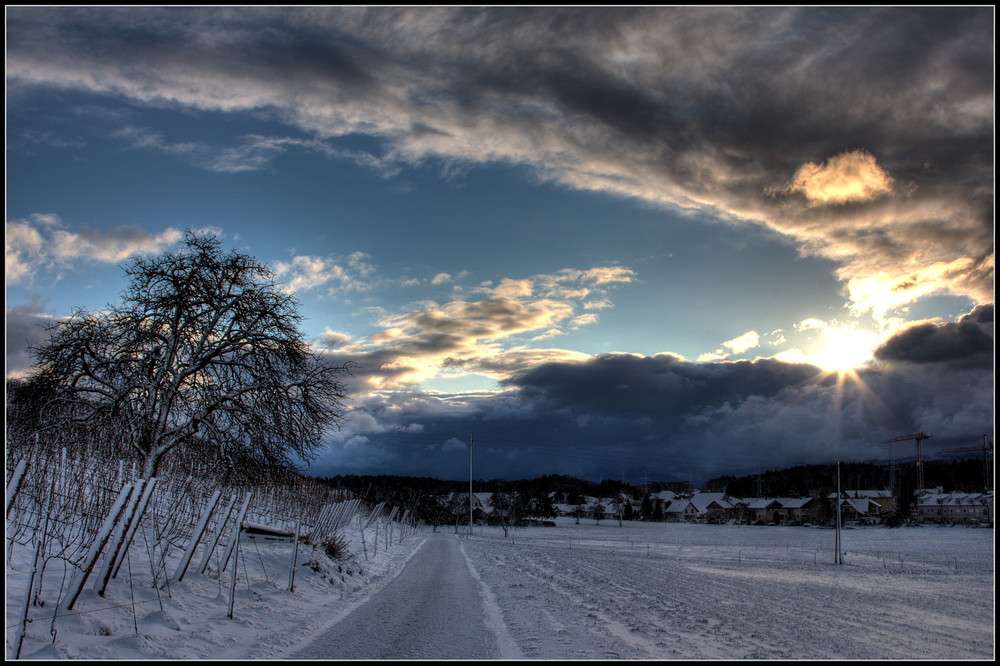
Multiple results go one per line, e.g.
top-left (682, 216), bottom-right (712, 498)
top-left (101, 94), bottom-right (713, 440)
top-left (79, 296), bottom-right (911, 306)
top-left (5, 7), bottom-right (995, 485)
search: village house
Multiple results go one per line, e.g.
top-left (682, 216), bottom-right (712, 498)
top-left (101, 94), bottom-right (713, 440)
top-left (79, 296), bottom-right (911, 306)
top-left (649, 490), bottom-right (678, 504)
top-left (745, 498), bottom-right (783, 524)
top-left (688, 492), bottom-right (735, 522)
top-left (914, 491), bottom-right (993, 524)
top-left (725, 497), bottom-right (820, 524)
top-left (774, 497), bottom-right (816, 524)
top-left (663, 499), bottom-right (698, 522)
top-left (838, 489), bottom-right (895, 514)
top-left (836, 497), bottom-right (882, 524)
top-left (827, 490), bottom-right (891, 524)
top-left (552, 496), bottom-right (614, 521)
top-left (551, 503), bottom-right (575, 517)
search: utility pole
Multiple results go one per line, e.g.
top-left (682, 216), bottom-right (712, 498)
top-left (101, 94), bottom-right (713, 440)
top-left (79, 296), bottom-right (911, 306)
top-left (835, 461), bottom-right (843, 565)
top-left (468, 434), bottom-right (474, 537)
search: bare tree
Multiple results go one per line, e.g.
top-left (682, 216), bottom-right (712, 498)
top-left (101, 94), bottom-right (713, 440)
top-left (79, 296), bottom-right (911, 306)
top-left (592, 500), bottom-right (606, 525)
top-left (611, 494), bottom-right (629, 527)
top-left (490, 491), bottom-right (524, 538)
top-left (23, 231), bottom-right (350, 479)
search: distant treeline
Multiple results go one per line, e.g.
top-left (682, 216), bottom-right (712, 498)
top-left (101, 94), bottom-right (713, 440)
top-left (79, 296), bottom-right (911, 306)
top-left (319, 473), bottom-right (690, 506)
top-left (321, 457), bottom-right (989, 506)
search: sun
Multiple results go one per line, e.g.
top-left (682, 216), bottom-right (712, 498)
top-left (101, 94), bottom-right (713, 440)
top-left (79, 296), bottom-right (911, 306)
top-left (806, 327), bottom-right (880, 373)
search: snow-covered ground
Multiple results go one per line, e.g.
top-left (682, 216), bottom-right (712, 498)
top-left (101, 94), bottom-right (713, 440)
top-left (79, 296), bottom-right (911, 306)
top-left (462, 519), bottom-right (994, 660)
top-left (7, 518), bottom-right (994, 660)
top-left (7, 517), bottom-right (425, 660)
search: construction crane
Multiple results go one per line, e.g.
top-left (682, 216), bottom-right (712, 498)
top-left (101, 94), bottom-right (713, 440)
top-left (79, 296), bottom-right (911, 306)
top-left (939, 435), bottom-right (993, 492)
top-left (885, 433), bottom-right (931, 494)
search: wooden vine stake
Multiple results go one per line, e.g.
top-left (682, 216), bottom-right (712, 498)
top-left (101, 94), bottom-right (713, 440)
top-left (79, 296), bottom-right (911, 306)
top-left (63, 482), bottom-right (133, 611)
top-left (174, 489), bottom-right (221, 582)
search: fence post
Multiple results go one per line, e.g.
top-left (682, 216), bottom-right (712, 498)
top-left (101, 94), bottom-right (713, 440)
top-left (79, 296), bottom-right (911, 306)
top-left (288, 520), bottom-right (301, 592)
top-left (228, 539), bottom-right (239, 619)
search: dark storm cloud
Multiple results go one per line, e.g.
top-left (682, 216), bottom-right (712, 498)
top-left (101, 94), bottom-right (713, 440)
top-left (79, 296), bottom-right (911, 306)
top-left (874, 304), bottom-right (994, 366)
top-left (5, 304), bottom-right (58, 377)
top-left (319, 300), bottom-right (992, 482)
top-left (962, 303), bottom-right (994, 325)
top-left (503, 353), bottom-right (825, 420)
top-left (324, 343), bottom-right (992, 482)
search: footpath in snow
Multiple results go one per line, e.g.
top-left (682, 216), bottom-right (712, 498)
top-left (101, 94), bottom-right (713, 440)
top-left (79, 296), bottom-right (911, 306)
top-left (287, 533), bottom-right (520, 659)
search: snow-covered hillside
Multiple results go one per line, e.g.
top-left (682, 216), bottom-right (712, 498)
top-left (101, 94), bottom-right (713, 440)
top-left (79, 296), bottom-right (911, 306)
top-left (7, 517), bottom-right (993, 660)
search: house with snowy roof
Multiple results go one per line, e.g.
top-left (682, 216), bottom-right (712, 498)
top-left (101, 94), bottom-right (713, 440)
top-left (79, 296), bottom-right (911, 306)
top-left (688, 492), bottom-right (735, 522)
top-left (746, 498), bottom-right (783, 524)
top-left (663, 499), bottom-right (698, 522)
top-left (914, 491), bottom-right (993, 524)
top-left (775, 497), bottom-right (817, 523)
top-left (828, 489), bottom-right (895, 514)
top-left (649, 490), bottom-right (678, 503)
top-left (826, 490), bottom-right (894, 523)
top-left (835, 497), bottom-right (882, 524)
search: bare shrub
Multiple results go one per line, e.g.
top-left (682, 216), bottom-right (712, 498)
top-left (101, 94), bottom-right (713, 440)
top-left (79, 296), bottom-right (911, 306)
top-left (323, 532), bottom-right (349, 561)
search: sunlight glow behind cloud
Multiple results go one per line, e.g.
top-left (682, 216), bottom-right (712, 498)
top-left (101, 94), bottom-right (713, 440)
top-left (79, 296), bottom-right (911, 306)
top-left (805, 327), bottom-right (881, 372)
top-left (784, 150), bottom-right (894, 206)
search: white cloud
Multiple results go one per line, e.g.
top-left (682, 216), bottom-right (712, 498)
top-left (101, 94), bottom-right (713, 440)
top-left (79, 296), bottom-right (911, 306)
top-left (113, 126), bottom-right (398, 175)
top-left (570, 313), bottom-right (599, 328)
top-left (773, 349), bottom-right (808, 364)
top-left (272, 253), bottom-right (376, 294)
top-left (722, 330), bottom-right (760, 355)
top-left (441, 437), bottom-right (468, 452)
top-left (795, 318), bottom-right (828, 332)
top-left (696, 350), bottom-right (729, 363)
top-left (317, 329), bottom-right (352, 348)
top-left (319, 263), bottom-right (636, 393)
top-left (5, 214), bottom-right (184, 284)
top-left (5, 219), bottom-right (46, 283)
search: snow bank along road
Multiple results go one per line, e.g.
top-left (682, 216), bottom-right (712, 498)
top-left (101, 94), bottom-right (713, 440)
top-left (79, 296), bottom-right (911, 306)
top-left (292, 533), bottom-right (520, 659)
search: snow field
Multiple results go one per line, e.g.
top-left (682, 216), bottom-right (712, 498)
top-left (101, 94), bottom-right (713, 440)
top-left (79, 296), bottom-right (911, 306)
top-left (460, 518), bottom-right (994, 660)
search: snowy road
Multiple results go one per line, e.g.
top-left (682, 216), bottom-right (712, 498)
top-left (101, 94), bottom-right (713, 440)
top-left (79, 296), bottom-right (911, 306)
top-left (292, 533), bottom-right (517, 660)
